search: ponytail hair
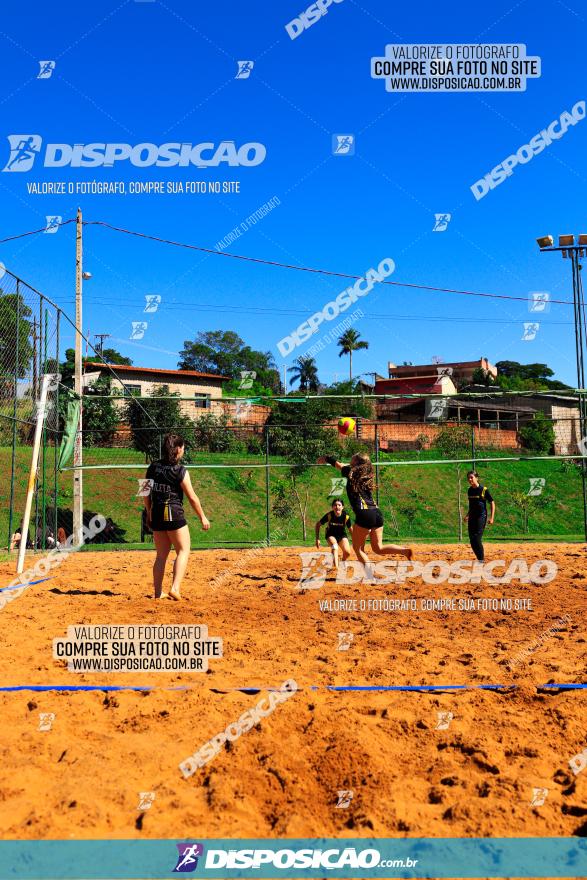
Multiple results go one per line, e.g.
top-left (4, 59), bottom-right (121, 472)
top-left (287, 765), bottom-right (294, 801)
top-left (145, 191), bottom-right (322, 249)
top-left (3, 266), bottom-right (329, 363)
top-left (349, 452), bottom-right (374, 497)
top-left (467, 470), bottom-right (479, 478)
top-left (163, 433), bottom-right (184, 465)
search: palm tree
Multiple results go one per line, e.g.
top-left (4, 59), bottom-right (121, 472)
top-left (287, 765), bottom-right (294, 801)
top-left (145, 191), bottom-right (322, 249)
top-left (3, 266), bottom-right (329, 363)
top-left (337, 328), bottom-right (369, 382)
top-left (287, 356), bottom-right (319, 392)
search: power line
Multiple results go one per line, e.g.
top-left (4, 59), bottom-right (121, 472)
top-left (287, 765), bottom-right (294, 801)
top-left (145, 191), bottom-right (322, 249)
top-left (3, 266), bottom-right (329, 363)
top-left (0, 217), bottom-right (574, 306)
top-left (84, 219), bottom-right (574, 307)
top-left (76, 298), bottom-right (573, 325)
top-left (0, 218), bottom-right (76, 244)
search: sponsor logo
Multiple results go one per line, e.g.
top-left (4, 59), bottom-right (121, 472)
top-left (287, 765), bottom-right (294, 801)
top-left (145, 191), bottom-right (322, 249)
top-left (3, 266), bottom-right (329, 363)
top-left (332, 134), bottom-right (355, 155)
top-left (44, 215), bottom-right (61, 234)
top-left (522, 322), bottom-right (539, 341)
top-left (3, 135), bottom-right (42, 172)
top-left (173, 843), bottom-right (204, 873)
top-left (38, 712), bottom-right (55, 731)
top-left (277, 258), bottom-right (395, 357)
top-left (236, 61), bottom-right (254, 79)
top-left (530, 787), bottom-right (548, 807)
top-left (337, 632), bottom-right (354, 651)
top-left (37, 60), bottom-right (56, 79)
top-left (144, 294), bottom-right (161, 313)
top-left (2, 137), bottom-right (266, 171)
top-left (137, 791), bottom-right (156, 811)
top-left (285, 0), bottom-right (344, 41)
top-left (471, 101), bottom-right (585, 200)
top-left (433, 213), bottom-right (451, 231)
top-left (336, 789), bottom-right (354, 808)
top-left (435, 711), bottom-right (453, 730)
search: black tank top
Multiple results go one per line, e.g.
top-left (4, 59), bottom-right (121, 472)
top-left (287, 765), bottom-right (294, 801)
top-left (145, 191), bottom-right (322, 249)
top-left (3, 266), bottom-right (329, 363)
top-left (145, 460), bottom-right (187, 516)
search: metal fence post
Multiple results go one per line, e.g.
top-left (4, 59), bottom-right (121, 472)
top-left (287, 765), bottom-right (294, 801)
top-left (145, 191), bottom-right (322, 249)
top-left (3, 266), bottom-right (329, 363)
top-left (265, 426), bottom-right (271, 545)
top-left (375, 422), bottom-right (380, 506)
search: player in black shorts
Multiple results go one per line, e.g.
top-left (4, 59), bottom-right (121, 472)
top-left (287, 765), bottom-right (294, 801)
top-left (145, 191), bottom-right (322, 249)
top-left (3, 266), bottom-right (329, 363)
top-left (464, 470), bottom-right (495, 562)
top-left (142, 433), bottom-right (210, 600)
top-left (315, 498), bottom-right (352, 569)
top-left (317, 452), bottom-right (412, 565)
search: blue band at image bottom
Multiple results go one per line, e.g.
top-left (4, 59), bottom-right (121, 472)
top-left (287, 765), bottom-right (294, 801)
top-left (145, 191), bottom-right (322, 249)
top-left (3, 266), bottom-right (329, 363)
top-left (0, 838), bottom-right (585, 878)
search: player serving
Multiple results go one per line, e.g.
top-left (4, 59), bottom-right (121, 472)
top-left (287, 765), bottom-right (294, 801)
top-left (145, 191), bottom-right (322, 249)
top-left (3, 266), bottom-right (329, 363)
top-left (143, 433), bottom-right (210, 600)
top-left (317, 452), bottom-right (413, 564)
top-left (315, 498), bottom-right (353, 570)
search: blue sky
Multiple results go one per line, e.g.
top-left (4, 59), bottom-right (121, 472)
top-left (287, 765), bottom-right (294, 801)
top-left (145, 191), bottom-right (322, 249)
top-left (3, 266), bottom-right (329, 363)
top-left (0, 0), bottom-right (585, 386)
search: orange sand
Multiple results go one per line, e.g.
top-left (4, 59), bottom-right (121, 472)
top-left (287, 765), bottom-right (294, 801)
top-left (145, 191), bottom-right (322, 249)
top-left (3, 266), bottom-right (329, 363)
top-left (0, 543), bottom-right (585, 843)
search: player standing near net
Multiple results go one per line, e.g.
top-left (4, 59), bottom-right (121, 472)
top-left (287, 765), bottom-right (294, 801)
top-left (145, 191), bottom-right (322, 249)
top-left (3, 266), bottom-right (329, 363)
top-left (464, 470), bottom-right (495, 562)
top-left (315, 498), bottom-right (352, 570)
top-left (317, 452), bottom-right (413, 563)
top-left (143, 433), bottom-right (210, 600)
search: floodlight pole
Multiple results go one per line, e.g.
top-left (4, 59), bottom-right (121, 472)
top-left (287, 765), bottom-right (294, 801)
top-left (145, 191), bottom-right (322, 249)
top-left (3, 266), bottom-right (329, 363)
top-left (73, 208), bottom-right (84, 545)
top-left (538, 242), bottom-right (587, 541)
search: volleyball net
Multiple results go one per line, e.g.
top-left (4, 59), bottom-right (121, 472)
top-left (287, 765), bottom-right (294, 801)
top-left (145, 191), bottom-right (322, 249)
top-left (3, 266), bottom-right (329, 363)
top-left (51, 388), bottom-right (586, 547)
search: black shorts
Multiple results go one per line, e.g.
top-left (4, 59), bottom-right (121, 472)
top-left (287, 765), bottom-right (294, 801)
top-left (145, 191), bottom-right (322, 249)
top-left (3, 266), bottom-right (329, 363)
top-left (325, 527), bottom-right (348, 543)
top-left (151, 501), bottom-right (186, 532)
top-left (354, 508), bottom-right (384, 529)
top-left (151, 519), bottom-right (187, 532)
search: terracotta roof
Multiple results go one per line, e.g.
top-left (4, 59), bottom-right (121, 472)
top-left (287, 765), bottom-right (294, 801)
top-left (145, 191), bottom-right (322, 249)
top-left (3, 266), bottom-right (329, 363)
top-left (83, 362), bottom-right (229, 382)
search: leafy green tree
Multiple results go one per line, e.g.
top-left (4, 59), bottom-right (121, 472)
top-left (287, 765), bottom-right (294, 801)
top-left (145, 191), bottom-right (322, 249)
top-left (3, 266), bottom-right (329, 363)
top-left (178, 330), bottom-right (279, 392)
top-left (87, 348), bottom-right (133, 366)
top-left (471, 367), bottom-right (497, 387)
top-left (337, 328), bottom-right (369, 382)
top-left (321, 379), bottom-right (374, 419)
top-left (0, 291), bottom-right (34, 396)
top-left (126, 384), bottom-right (194, 461)
top-left (495, 360), bottom-right (571, 391)
top-left (519, 412), bottom-right (555, 454)
top-left (510, 488), bottom-right (550, 533)
top-left (81, 376), bottom-right (119, 446)
top-left (192, 412), bottom-right (243, 453)
top-left (61, 347), bottom-right (133, 387)
top-left (288, 356), bottom-right (320, 392)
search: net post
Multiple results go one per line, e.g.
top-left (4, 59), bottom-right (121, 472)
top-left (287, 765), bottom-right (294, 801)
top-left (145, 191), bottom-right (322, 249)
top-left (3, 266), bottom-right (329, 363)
top-left (7, 281), bottom-right (20, 551)
top-left (16, 374), bottom-right (53, 573)
top-left (265, 425), bottom-right (271, 545)
top-left (73, 208), bottom-right (84, 546)
top-left (53, 310), bottom-right (60, 544)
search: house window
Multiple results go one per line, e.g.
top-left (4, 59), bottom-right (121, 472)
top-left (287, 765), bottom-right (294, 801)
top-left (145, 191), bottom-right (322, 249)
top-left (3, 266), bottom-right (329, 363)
top-left (122, 384), bottom-right (142, 397)
top-left (194, 393), bottom-right (211, 409)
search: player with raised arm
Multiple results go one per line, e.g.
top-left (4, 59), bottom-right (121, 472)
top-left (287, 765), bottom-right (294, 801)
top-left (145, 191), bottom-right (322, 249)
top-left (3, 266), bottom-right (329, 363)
top-left (317, 452), bottom-right (413, 565)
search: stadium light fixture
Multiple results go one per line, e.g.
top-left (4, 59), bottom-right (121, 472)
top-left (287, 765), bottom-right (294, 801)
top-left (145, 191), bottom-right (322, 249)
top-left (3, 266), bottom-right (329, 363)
top-left (536, 235), bottom-right (554, 249)
top-left (559, 234), bottom-right (574, 258)
top-left (537, 230), bottom-right (587, 540)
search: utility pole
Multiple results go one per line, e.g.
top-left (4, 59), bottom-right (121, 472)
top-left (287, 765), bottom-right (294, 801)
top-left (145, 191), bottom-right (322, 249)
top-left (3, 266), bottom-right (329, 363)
top-left (94, 333), bottom-right (110, 357)
top-left (73, 208), bottom-right (84, 545)
top-left (282, 364), bottom-right (287, 395)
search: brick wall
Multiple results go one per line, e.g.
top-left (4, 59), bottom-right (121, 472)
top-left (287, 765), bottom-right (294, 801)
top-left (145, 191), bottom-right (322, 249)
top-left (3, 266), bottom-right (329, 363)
top-left (358, 420), bottom-right (520, 451)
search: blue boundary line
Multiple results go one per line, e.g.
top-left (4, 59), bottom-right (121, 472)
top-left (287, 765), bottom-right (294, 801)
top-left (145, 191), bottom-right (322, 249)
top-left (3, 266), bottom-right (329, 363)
top-left (0, 682), bottom-right (584, 693)
top-left (0, 576), bottom-right (54, 593)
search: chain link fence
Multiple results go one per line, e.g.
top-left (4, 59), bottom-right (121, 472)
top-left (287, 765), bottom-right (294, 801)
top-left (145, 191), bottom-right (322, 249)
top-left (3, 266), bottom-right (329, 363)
top-left (58, 399), bottom-right (585, 547)
top-left (0, 263), bottom-right (582, 552)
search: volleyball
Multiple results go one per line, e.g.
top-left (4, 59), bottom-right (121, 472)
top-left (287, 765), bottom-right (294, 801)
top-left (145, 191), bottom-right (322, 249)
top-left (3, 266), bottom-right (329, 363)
top-left (338, 416), bottom-right (356, 436)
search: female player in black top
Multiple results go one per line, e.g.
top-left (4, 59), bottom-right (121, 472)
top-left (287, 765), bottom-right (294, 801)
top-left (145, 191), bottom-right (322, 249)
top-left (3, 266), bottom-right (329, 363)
top-left (315, 498), bottom-right (352, 570)
top-left (143, 433), bottom-right (210, 599)
top-left (464, 470), bottom-right (495, 562)
top-left (318, 452), bottom-right (413, 564)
